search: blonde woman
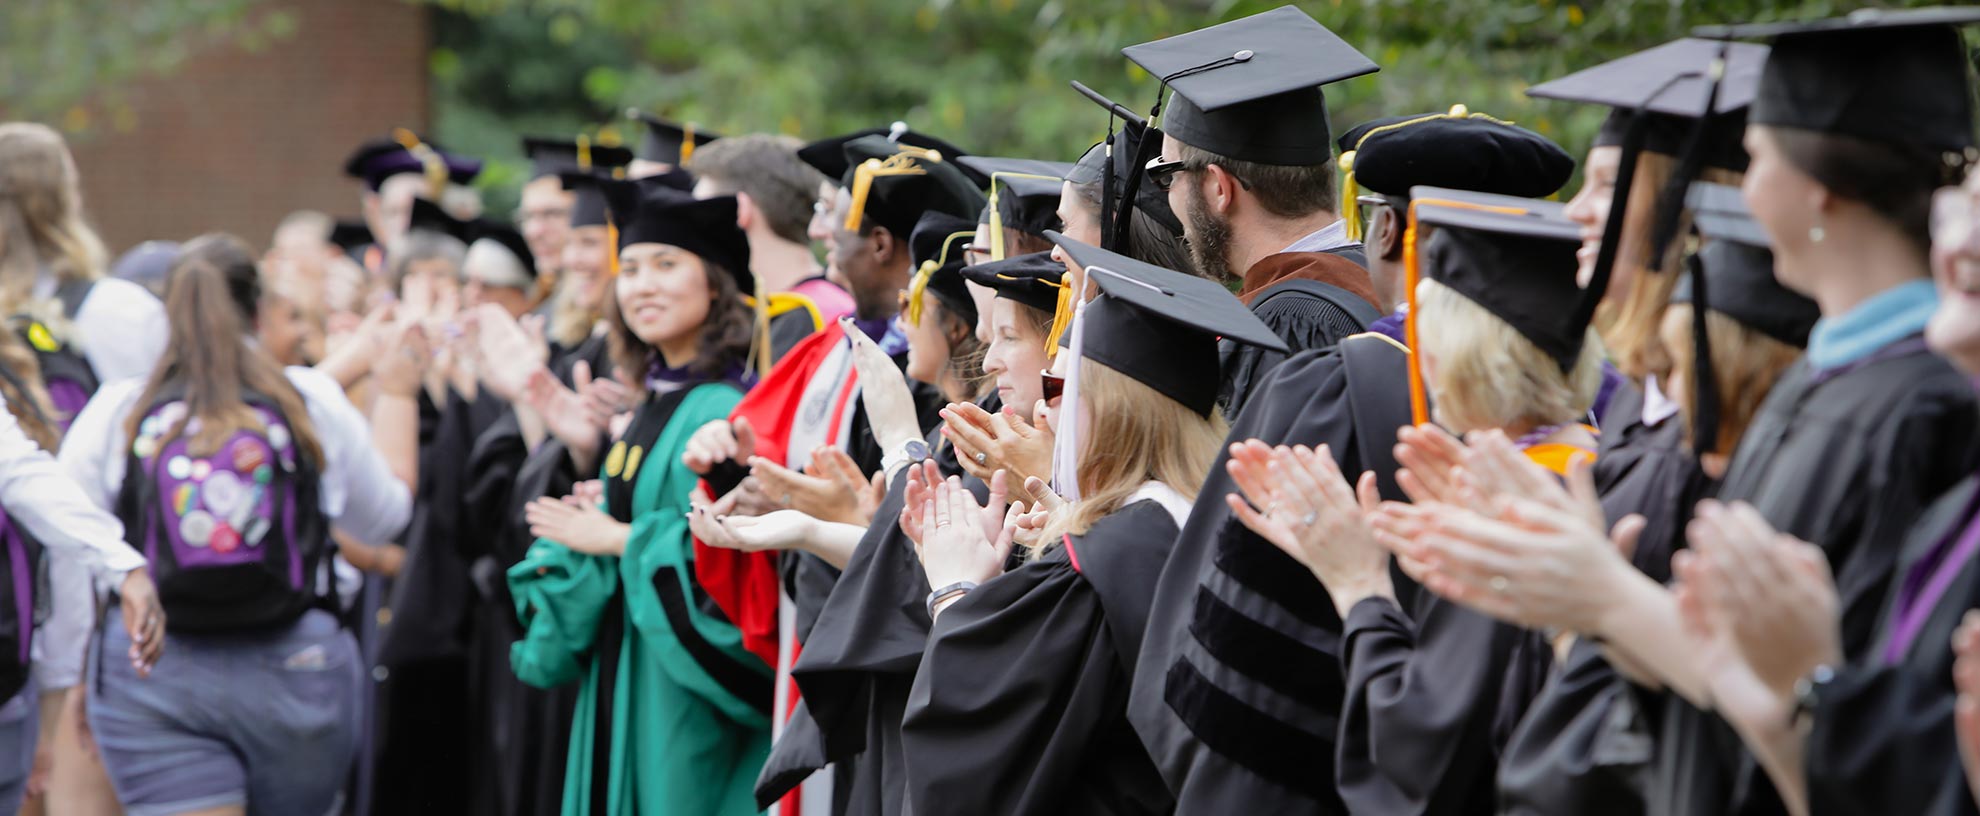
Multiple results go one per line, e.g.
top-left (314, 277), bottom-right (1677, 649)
top-left (1225, 196), bottom-right (1601, 814)
top-left (898, 236), bottom-right (1283, 815)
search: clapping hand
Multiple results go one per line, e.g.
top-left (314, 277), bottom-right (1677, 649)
top-left (914, 473), bottom-right (1020, 591)
top-left (475, 304), bottom-right (550, 403)
top-left (1225, 441), bottom-right (1392, 618)
top-left (942, 402), bottom-right (1052, 494)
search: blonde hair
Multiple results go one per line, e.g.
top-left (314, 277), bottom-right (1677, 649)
top-left (1416, 277), bottom-right (1606, 434)
top-left (0, 123), bottom-right (107, 317)
top-left (1037, 360), bottom-right (1226, 551)
top-left (547, 280), bottom-right (600, 349)
top-left (1658, 305), bottom-right (1804, 457)
top-left (1593, 152), bottom-right (1744, 381)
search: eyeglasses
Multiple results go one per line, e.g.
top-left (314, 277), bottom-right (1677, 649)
top-left (1145, 156), bottom-right (1189, 192)
top-left (1932, 183), bottom-right (1980, 250)
top-left (1040, 369), bottom-right (1065, 402)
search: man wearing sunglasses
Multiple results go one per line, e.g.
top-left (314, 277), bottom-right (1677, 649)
top-left (1122, 9), bottom-right (1385, 415)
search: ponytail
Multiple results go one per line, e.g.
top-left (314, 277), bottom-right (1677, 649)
top-left (127, 234), bottom-right (323, 466)
top-left (0, 336), bottom-right (57, 452)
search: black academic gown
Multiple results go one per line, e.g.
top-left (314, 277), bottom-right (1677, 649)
top-left (901, 499), bottom-right (1181, 816)
top-left (1128, 334), bottom-right (1414, 814)
top-left (1649, 339), bottom-right (1980, 816)
top-left (456, 333), bottom-right (614, 816)
top-left (754, 393), bottom-right (998, 814)
top-left (1497, 385), bottom-right (1707, 816)
top-left (1804, 476), bottom-right (1980, 816)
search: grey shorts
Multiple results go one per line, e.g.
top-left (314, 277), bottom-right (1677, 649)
top-left (87, 609), bottom-right (360, 816)
top-left (0, 678), bottom-right (37, 816)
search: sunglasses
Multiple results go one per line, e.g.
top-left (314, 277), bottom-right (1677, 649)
top-left (1145, 156), bottom-right (1189, 192)
top-left (1040, 369), bottom-right (1065, 402)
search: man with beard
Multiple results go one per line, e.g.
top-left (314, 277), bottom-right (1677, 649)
top-left (1123, 7), bottom-right (1383, 414)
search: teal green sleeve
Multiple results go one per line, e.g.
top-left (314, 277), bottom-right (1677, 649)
top-left (508, 537), bottom-right (619, 689)
top-left (617, 384), bottom-right (775, 729)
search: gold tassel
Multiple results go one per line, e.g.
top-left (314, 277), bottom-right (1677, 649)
top-left (1404, 192), bottom-right (1533, 427)
top-left (987, 172), bottom-right (1066, 262)
top-left (844, 154), bottom-right (929, 232)
top-left (751, 273), bottom-right (773, 376)
top-left (607, 221), bottom-right (620, 278)
top-left (1339, 151), bottom-right (1362, 244)
top-left (904, 229), bottom-right (974, 326)
top-left (577, 133), bottom-right (592, 172)
top-left (681, 122), bottom-right (698, 166)
top-left (392, 127), bottom-right (448, 202)
top-left (1042, 275), bottom-right (1074, 359)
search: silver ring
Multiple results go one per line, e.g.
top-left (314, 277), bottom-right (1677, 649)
top-left (782, 493), bottom-right (793, 506)
top-left (974, 452), bottom-right (987, 465)
top-left (1300, 512), bottom-right (1318, 527)
top-left (1490, 575), bottom-right (1510, 593)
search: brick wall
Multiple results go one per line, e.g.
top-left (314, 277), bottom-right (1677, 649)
top-left (60, 0), bottom-right (430, 254)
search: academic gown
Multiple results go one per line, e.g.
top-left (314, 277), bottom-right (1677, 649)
top-left (1128, 333), bottom-right (1415, 815)
top-left (753, 393), bottom-right (999, 814)
top-left (901, 498), bottom-right (1182, 816)
top-left (508, 381), bottom-right (773, 816)
top-left (1335, 445), bottom-right (1593, 816)
top-left (1804, 476), bottom-right (1980, 816)
top-left (1648, 339), bottom-right (1980, 816)
top-left (1218, 251), bottom-right (1382, 416)
top-left (1497, 385), bottom-right (1707, 816)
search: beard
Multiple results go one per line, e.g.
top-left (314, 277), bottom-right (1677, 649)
top-left (1183, 183), bottom-right (1236, 283)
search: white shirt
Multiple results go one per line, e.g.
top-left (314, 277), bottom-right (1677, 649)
top-left (1278, 219), bottom-right (1359, 256)
top-left (33, 275), bottom-right (170, 383)
top-left (59, 366), bottom-right (413, 547)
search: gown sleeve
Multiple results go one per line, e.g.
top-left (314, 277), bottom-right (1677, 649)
top-left (506, 539), bottom-right (620, 689)
top-left (900, 557), bottom-right (1122, 816)
top-left (1335, 592), bottom-right (1526, 815)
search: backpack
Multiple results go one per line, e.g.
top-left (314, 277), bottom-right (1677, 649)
top-left (17, 320), bottom-right (100, 433)
top-left (115, 388), bottom-right (330, 632)
top-left (0, 510), bottom-right (46, 702)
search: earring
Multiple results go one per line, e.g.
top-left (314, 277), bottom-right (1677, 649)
top-left (1809, 221), bottom-right (1826, 243)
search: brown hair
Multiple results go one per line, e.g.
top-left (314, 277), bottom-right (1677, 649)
top-left (1066, 180), bottom-right (1201, 278)
top-left (1037, 359), bottom-right (1227, 549)
top-left (1595, 153), bottom-right (1744, 382)
top-left (127, 234), bottom-right (324, 465)
top-left (1659, 305), bottom-right (1805, 457)
top-left (1767, 125), bottom-right (1956, 256)
top-left (0, 339), bottom-right (58, 452)
top-left (1174, 141), bottom-right (1337, 219)
top-left (0, 123), bottom-right (107, 320)
top-left (686, 134), bottom-right (829, 245)
top-left (605, 257), bottom-right (755, 387)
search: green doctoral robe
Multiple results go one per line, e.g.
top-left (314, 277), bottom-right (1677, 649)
top-left (509, 382), bottom-right (772, 816)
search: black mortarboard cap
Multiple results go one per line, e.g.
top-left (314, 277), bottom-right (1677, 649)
top-left (562, 164), bottom-right (688, 229)
top-left (406, 198), bottom-right (473, 243)
top-left (1337, 107), bottom-right (1577, 206)
top-left (1528, 38), bottom-right (1768, 170)
top-left (960, 252), bottom-right (1066, 314)
top-left (626, 112), bottom-right (721, 167)
top-left (1066, 82), bottom-right (1187, 253)
top-left (466, 220), bottom-right (539, 283)
top-left (839, 135), bottom-right (988, 240)
top-left (1680, 182), bottom-right (1820, 347)
top-left (613, 189), bottom-right (753, 291)
top-left (1123, 5), bottom-right (1379, 166)
top-left (799, 125), bottom-right (987, 187)
top-left (1048, 231), bottom-right (1285, 416)
top-left (1410, 188), bottom-right (1587, 370)
top-left (1697, 7), bottom-right (1980, 153)
top-left (522, 136), bottom-right (635, 181)
top-left (342, 134), bottom-right (483, 192)
top-left (329, 220), bottom-right (374, 253)
top-left (989, 173), bottom-right (1068, 243)
top-left (955, 156), bottom-right (1077, 187)
top-left (907, 212), bottom-right (979, 327)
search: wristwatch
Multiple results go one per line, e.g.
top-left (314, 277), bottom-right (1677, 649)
top-left (1789, 664), bottom-right (1836, 730)
top-left (882, 438), bottom-right (932, 476)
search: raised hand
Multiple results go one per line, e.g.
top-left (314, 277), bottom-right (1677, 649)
top-left (915, 476), bottom-right (1015, 591)
top-left (475, 303), bottom-right (550, 403)
top-left (1225, 442), bottom-right (1392, 618)
top-left (1954, 612), bottom-right (1980, 810)
top-left (847, 318), bottom-right (923, 454)
top-left (1393, 423), bottom-right (1470, 506)
top-left (1685, 500), bottom-right (1841, 696)
top-left (942, 402), bottom-right (1053, 490)
top-left (682, 417), bottom-right (757, 476)
top-left (525, 367), bottom-right (605, 471)
top-left (526, 496), bottom-right (629, 556)
top-left (809, 446), bottom-right (886, 527)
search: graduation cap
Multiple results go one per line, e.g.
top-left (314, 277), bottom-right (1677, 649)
top-left (612, 188), bottom-right (753, 292)
top-left (342, 131), bottom-right (483, 193)
top-left (405, 198), bottom-right (473, 243)
top-left (464, 221), bottom-right (539, 289)
top-left (905, 212), bottom-right (979, 328)
top-left (521, 135), bottom-right (636, 181)
top-left (1400, 186), bottom-right (1582, 423)
top-left (1696, 7), bottom-right (1980, 154)
top-left (1335, 105), bottom-right (1577, 242)
top-left (1122, 5), bottom-right (1379, 166)
top-left (958, 155), bottom-right (1077, 257)
top-left (798, 124), bottom-right (987, 187)
top-left (1668, 181), bottom-right (1821, 455)
top-left (1066, 83), bottom-right (1189, 260)
top-left (329, 220), bottom-right (374, 254)
top-left (960, 251), bottom-right (1067, 315)
top-left (626, 111), bottom-right (721, 167)
top-left (1048, 230), bottom-right (1285, 416)
top-left (839, 135), bottom-right (988, 240)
